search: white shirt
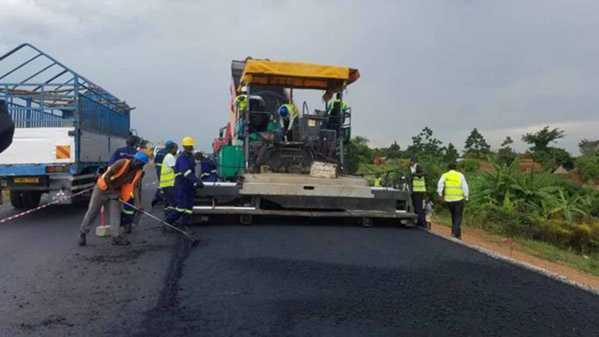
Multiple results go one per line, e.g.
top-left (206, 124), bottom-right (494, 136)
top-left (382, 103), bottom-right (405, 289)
top-left (437, 170), bottom-right (469, 201)
top-left (163, 153), bottom-right (176, 169)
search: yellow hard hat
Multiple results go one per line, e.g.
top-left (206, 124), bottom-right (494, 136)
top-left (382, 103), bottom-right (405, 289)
top-left (182, 137), bottom-right (195, 146)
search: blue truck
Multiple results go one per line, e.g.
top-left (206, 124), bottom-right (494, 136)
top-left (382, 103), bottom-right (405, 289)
top-left (0, 43), bottom-right (134, 209)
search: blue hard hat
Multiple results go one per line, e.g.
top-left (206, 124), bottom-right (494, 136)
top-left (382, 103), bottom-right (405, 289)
top-left (279, 106), bottom-right (288, 117)
top-left (165, 140), bottom-right (174, 147)
top-left (134, 151), bottom-right (149, 164)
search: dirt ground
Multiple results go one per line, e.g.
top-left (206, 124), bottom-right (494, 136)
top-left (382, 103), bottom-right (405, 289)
top-left (429, 221), bottom-right (599, 291)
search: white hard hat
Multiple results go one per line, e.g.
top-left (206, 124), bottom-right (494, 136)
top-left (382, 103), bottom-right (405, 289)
top-left (241, 86), bottom-right (248, 93)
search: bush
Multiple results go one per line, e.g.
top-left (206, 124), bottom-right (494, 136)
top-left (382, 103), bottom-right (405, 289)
top-left (576, 155), bottom-right (599, 181)
top-left (458, 159), bottom-right (480, 173)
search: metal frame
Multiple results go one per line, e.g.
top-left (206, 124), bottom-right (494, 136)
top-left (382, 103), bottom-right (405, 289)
top-left (0, 43), bottom-right (133, 139)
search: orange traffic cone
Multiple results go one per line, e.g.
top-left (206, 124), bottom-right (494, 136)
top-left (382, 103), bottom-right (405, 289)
top-left (95, 205), bottom-right (112, 237)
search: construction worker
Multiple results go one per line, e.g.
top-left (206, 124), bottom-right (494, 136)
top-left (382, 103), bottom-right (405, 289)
top-left (278, 103), bottom-right (298, 141)
top-left (109, 135), bottom-right (143, 233)
top-left (159, 142), bottom-right (179, 220)
top-left (325, 93), bottom-right (348, 131)
top-left (77, 152), bottom-right (148, 246)
top-left (437, 162), bottom-right (469, 240)
top-left (234, 86), bottom-right (249, 115)
top-left (409, 157), bottom-right (427, 228)
top-left (165, 137), bottom-right (203, 230)
top-left (198, 152), bottom-right (218, 182)
top-left (151, 140), bottom-right (174, 207)
top-left (109, 135), bottom-right (139, 165)
top-left (374, 173), bottom-right (382, 187)
top-left (326, 93), bottom-right (349, 114)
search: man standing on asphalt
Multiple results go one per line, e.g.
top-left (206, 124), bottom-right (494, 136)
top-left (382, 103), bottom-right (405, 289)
top-left (409, 157), bottom-right (427, 228)
top-left (437, 162), bottom-right (469, 240)
top-left (165, 137), bottom-right (203, 231)
top-left (77, 152), bottom-right (148, 246)
top-left (159, 142), bottom-right (178, 219)
top-left (151, 140), bottom-right (173, 207)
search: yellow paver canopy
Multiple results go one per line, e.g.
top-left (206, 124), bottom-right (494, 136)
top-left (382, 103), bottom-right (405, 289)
top-left (240, 59), bottom-right (360, 101)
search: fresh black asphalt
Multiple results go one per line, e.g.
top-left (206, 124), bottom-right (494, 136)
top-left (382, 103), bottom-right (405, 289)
top-left (0, 176), bottom-right (598, 336)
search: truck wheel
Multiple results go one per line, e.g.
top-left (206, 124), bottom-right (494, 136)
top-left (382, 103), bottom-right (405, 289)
top-left (21, 191), bottom-right (42, 209)
top-left (10, 191), bottom-right (25, 209)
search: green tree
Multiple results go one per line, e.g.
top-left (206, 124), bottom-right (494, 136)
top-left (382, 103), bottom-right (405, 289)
top-left (578, 139), bottom-right (599, 156)
top-left (405, 127), bottom-right (443, 158)
top-left (532, 147), bottom-right (574, 170)
top-left (464, 128), bottom-right (491, 158)
top-left (385, 141), bottom-right (402, 158)
top-left (443, 143), bottom-right (459, 164)
top-left (348, 136), bottom-right (374, 165)
top-left (521, 126), bottom-right (565, 152)
top-left (575, 155), bottom-right (599, 180)
top-left (501, 136), bottom-right (514, 147)
top-left (353, 136), bottom-right (370, 146)
top-left (497, 136), bottom-right (517, 165)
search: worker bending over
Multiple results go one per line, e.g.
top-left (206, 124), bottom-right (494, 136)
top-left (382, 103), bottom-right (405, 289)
top-left (77, 152), bottom-right (148, 246)
top-left (278, 103), bottom-right (298, 141)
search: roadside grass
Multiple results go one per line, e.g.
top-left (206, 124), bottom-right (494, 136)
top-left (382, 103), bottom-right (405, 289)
top-left (434, 213), bottom-right (599, 277)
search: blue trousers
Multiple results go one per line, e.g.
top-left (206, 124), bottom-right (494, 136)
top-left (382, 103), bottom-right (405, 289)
top-left (153, 167), bottom-right (164, 202)
top-left (165, 187), bottom-right (194, 226)
top-left (162, 186), bottom-right (176, 217)
top-left (121, 197), bottom-right (135, 225)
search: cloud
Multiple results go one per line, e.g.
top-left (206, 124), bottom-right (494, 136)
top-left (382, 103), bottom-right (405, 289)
top-left (0, 0), bottom-right (597, 155)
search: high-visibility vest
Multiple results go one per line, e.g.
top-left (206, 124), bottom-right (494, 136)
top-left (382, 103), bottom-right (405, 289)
top-left (374, 178), bottom-right (382, 187)
top-left (411, 164), bottom-right (426, 192)
top-left (159, 153), bottom-right (176, 188)
top-left (443, 170), bottom-right (464, 201)
top-left (279, 104), bottom-right (298, 120)
top-left (327, 99), bottom-right (348, 113)
top-left (235, 94), bottom-right (248, 112)
top-left (98, 159), bottom-right (142, 201)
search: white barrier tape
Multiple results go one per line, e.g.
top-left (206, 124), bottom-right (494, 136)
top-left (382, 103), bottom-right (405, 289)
top-left (0, 187), bottom-right (94, 225)
top-left (0, 180), bottom-right (159, 225)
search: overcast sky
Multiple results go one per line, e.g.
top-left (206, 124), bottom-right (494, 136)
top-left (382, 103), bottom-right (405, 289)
top-left (1, 0), bottom-right (597, 154)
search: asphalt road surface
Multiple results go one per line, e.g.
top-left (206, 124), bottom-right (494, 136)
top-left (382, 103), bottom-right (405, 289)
top-left (1, 177), bottom-right (598, 336)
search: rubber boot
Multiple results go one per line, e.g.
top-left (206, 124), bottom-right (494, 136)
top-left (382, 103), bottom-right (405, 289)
top-left (111, 235), bottom-right (130, 246)
top-left (77, 232), bottom-right (86, 246)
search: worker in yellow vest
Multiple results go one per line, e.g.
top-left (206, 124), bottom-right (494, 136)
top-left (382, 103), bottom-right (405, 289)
top-left (159, 142), bottom-right (179, 221)
top-left (278, 103), bottom-right (299, 141)
top-left (409, 157), bottom-right (427, 228)
top-left (234, 86), bottom-right (249, 115)
top-left (437, 162), bottom-right (469, 239)
top-left (374, 173), bottom-right (382, 187)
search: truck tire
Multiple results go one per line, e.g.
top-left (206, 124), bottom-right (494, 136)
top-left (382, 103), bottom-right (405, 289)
top-left (10, 191), bottom-right (24, 209)
top-left (21, 191), bottom-right (42, 209)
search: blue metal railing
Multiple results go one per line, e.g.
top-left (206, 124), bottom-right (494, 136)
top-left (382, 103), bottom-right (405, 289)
top-left (0, 43), bottom-right (133, 138)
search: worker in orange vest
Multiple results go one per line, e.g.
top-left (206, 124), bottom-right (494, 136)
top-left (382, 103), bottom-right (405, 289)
top-left (77, 152), bottom-right (148, 246)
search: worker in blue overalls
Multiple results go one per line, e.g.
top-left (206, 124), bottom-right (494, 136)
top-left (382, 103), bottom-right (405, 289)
top-left (151, 140), bottom-right (173, 208)
top-left (165, 136), bottom-right (203, 231)
top-left (196, 152), bottom-right (218, 183)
